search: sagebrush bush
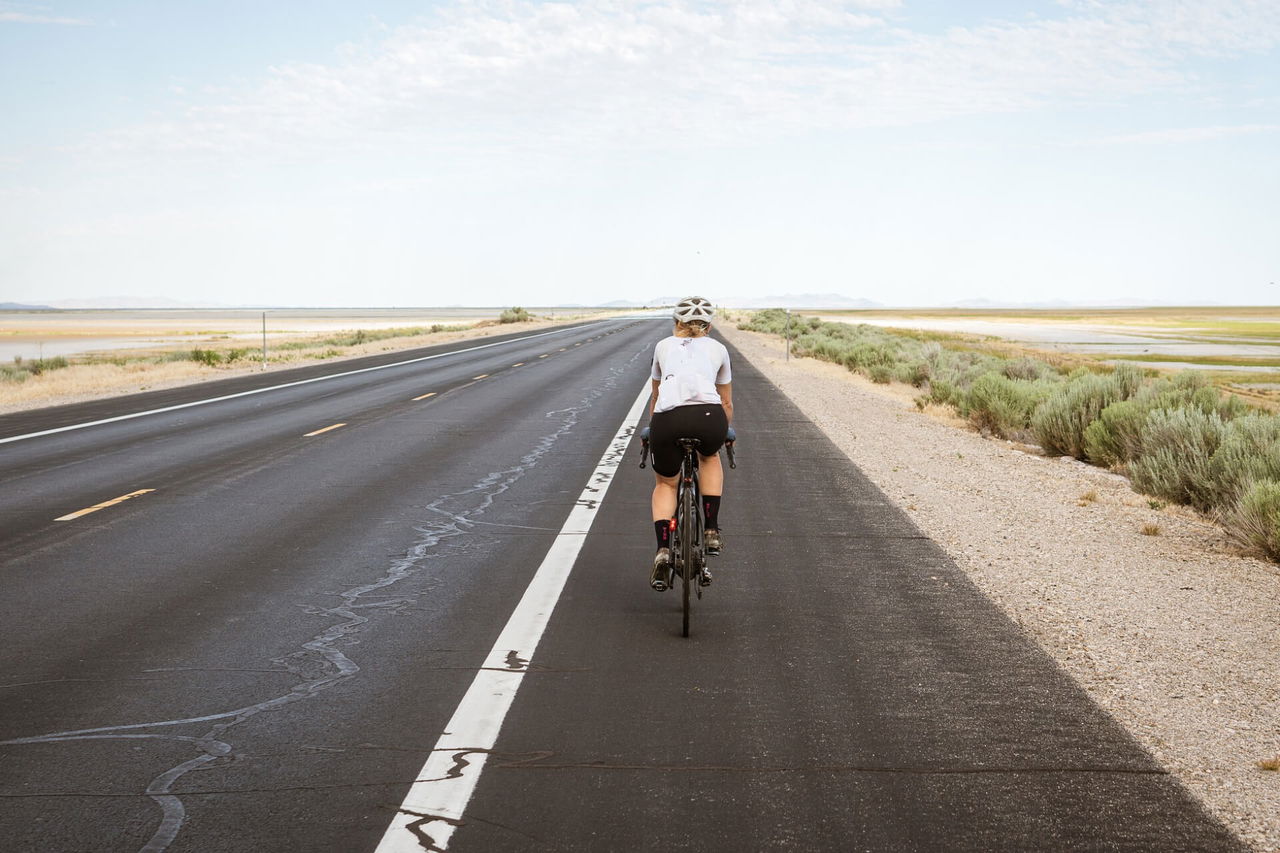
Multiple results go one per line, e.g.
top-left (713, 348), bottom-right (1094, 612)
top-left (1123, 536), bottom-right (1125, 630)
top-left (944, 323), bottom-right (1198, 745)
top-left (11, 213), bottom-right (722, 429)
top-left (1032, 369), bottom-right (1133, 458)
top-left (1230, 479), bottom-right (1280, 559)
top-left (190, 348), bottom-right (222, 366)
top-left (1003, 357), bottom-right (1052, 381)
top-left (1129, 407), bottom-right (1227, 510)
top-left (1083, 370), bottom-right (1249, 469)
top-left (1083, 399), bottom-right (1148, 467)
top-left (963, 372), bottom-right (1051, 439)
top-left (3, 356), bottom-right (71, 382)
top-left (499, 306), bottom-right (532, 323)
top-left (1207, 414), bottom-right (1280, 507)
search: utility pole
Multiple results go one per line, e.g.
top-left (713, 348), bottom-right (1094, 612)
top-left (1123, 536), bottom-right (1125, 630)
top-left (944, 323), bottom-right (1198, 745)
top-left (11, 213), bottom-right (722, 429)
top-left (261, 312), bottom-right (267, 371)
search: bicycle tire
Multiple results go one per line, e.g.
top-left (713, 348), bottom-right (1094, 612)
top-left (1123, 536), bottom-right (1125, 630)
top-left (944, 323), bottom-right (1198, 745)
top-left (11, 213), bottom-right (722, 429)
top-left (680, 463), bottom-right (695, 637)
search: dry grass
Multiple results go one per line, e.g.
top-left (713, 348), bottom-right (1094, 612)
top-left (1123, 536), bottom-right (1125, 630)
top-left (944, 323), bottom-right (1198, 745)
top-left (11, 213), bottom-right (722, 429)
top-left (1260, 757), bottom-right (1280, 772)
top-left (1140, 523), bottom-right (1161, 536)
top-left (1078, 490), bottom-right (1098, 506)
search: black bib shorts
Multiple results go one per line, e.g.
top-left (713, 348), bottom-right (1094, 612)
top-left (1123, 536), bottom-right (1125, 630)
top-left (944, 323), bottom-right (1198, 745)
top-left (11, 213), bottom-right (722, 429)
top-left (648, 403), bottom-right (729, 477)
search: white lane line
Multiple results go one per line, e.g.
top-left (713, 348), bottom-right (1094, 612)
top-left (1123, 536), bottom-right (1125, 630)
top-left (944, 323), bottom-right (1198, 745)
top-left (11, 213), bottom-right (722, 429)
top-left (0, 323), bottom-right (612, 447)
top-left (412, 392), bottom-right (437, 401)
top-left (375, 382), bottom-right (651, 853)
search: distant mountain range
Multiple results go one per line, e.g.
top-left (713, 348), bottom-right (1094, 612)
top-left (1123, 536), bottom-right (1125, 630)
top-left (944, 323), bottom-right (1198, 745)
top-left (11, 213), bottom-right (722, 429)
top-left (4, 294), bottom-right (1238, 311)
top-left (943, 297), bottom-right (1222, 309)
top-left (600, 293), bottom-right (882, 309)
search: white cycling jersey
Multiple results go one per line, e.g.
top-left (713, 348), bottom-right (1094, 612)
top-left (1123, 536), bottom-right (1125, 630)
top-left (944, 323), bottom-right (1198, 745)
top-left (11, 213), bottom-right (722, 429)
top-left (650, 335), bottom-right (732, 413)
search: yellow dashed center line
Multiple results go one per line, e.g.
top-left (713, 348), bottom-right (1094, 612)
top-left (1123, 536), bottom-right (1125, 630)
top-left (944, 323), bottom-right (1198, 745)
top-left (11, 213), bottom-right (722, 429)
top-left (412, 392), bottom-right (437, 401)
top-left (559, 348), bottom-right (567, 352)
top-left (574, 343), bottom-right (582, 347)
top-left (55, 489), bottom-right (155, 522)
top-left (511, 362), bottom-right (524, 367)
top-left (304, 422), bottom-right (347, 437)
top-left (539, 354), bottom-right (550, 358)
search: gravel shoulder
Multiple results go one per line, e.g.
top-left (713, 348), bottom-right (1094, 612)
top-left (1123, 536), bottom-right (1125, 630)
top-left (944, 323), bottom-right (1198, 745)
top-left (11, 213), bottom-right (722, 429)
top-left (723, 324), bottom-right (1280, 852)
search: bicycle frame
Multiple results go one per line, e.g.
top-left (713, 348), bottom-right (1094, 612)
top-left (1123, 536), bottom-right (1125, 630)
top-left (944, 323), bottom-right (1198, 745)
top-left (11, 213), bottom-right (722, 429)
top-left (639, 426), bottom-right (736, 638)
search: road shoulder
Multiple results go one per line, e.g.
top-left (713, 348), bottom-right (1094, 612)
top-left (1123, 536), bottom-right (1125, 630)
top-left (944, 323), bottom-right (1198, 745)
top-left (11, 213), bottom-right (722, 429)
top-left (722, 323), bottom-right (1280, 852)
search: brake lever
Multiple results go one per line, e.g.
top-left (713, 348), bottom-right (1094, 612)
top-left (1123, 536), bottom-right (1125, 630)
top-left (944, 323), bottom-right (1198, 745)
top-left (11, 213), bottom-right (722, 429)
top-left (639, 438), bottom-right (649, 469)
top-left (725, 440), bottom-right (736, 470)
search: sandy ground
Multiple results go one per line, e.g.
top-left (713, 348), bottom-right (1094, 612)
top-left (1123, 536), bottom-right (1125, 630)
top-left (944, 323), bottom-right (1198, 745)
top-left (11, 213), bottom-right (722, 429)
top-left (722, 324), bottom-right (1280, 852)
top-left (0, 317), bottom-right (593, 414)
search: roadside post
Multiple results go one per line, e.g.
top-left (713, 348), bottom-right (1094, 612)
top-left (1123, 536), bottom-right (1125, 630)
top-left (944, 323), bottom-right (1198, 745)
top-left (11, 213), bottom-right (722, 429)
top-left (261, 312), bottom-right (267, 371)
top-left (785, 309), bottom-right (791, 361)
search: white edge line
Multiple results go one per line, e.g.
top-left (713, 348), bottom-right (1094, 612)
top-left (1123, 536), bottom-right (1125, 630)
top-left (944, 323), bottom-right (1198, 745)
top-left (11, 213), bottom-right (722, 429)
top-left (374, 381), bottom-right (652, 853)
top-left (0, 323), bottom-right (611, 447)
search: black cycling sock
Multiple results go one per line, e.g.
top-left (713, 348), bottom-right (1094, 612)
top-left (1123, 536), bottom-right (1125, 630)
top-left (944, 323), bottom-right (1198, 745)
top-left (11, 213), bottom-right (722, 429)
top-left (654, 520), bottom-right (671, 551)
top-left (703, 495), bottom-right (721, 531)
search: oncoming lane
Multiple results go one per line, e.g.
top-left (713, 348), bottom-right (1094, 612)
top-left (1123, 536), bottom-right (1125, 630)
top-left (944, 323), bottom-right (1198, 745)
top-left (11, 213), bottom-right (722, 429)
top-left (0, 318), bottom-right (661, 852)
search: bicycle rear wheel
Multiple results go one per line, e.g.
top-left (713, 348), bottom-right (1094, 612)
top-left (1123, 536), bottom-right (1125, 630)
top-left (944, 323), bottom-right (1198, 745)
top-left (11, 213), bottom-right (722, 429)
top-left (679, 473), bottom-right (696, 637)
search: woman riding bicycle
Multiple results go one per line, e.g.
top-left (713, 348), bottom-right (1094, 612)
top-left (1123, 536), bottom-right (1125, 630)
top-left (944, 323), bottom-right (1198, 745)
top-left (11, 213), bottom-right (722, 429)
top-left (647, 296), bottom-right (733, 591)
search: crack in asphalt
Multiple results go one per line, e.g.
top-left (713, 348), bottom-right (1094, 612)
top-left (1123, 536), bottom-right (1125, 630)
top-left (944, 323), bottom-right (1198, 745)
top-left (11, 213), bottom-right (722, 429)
top-left (0, 342), bottom-right (649, 852)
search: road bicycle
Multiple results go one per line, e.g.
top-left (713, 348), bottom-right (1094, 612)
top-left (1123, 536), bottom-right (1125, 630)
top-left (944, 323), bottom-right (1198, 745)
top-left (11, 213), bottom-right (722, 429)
top-left (640, 426), bottom-right (736, 637)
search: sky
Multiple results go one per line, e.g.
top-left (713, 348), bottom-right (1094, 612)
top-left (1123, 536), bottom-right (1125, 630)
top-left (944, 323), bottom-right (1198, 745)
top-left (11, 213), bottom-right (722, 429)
top-left (1, 0), bottom-right (1278, 308)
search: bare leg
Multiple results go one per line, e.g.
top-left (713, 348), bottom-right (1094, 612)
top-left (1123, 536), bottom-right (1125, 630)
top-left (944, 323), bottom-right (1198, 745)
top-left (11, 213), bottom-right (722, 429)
top-left (698, 452), bottom-right (723, 498)
top-left (652, 473), bottom-right (678, 521)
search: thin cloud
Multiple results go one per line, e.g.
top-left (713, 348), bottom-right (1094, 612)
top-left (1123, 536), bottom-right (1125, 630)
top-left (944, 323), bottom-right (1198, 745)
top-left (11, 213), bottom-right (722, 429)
top-left (1091, 123), bottom-right (1280, 145)
top-left (80, 0), bottom-right (1280, 158)
top-left (0, 11), bottom-right (90, 25)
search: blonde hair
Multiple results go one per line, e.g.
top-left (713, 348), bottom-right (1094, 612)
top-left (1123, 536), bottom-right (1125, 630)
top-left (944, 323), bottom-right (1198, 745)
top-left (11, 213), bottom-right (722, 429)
top-left (674, 320), bottom-right (711, 338)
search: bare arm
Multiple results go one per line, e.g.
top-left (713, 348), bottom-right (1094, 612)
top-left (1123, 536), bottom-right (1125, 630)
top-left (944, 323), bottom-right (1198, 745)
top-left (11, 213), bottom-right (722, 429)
top-left (717, 383), bottom-right (733, 425)
top-left (650, 378), bottom-right (661, 415)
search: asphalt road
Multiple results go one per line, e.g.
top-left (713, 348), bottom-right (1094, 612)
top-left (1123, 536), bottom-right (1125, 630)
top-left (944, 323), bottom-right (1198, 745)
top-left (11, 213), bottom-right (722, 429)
top-left (0, 318), bottom-right (1244, 852)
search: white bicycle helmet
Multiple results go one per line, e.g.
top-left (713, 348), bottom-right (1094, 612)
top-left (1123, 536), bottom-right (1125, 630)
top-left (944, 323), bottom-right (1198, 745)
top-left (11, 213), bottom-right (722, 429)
top-left (672, 296), bottom-right (715, 324)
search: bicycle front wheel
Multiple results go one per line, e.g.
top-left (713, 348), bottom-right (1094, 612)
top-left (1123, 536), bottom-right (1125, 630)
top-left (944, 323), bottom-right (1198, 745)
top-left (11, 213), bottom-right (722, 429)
top-left (680, 477), bottom-right (696, 638)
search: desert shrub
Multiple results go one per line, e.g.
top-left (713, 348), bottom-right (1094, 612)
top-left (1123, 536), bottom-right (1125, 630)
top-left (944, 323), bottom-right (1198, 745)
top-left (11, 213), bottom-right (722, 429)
top-left (1229, 479), bottom-right (1280, 559)
top-left (500, 306), bottom-right (532, 323)
top-left (1206, 414), bottom-right (1280, 506)
top-left (1083, 399), bottom-right (1150, 467)
top-left (4, 355), bottom-right (73, 380)
top-left (224, 348), bottom-right (251, 363)
top-left (1003, 357), bottom-right (1052, 381)
top-left (1032, 370), bottom-right (1133, 458)
top-left (924, 379), bottom-right (960, 408)
top-left (34, 356), bottom-right (69, 374)
top-left (1083, 373), bottom-right (1250, 468)
top-left (190, 348), bottom-right (222, 366)
top-left (868, 364), bottom-right (893, 383)
top-left (963, 372), bottom-right (1052, 439)
top-left (1129, 407), bottom-right (1227, 510)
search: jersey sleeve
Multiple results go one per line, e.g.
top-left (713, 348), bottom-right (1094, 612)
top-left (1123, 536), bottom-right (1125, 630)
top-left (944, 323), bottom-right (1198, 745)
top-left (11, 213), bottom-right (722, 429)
top-left (650, 343), bottom-right (662, 380)
top-left (715, 342), bottom-right (732, 384)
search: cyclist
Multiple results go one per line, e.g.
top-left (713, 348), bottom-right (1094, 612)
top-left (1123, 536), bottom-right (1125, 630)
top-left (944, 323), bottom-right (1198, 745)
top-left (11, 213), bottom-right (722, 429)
top-left (647, 296), bottom-right (733, 591)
